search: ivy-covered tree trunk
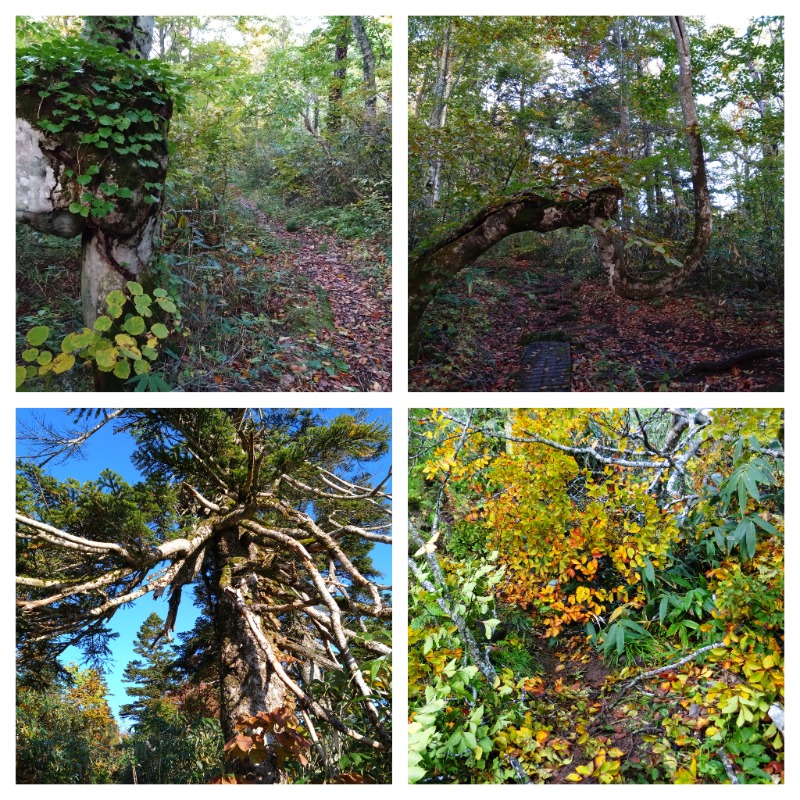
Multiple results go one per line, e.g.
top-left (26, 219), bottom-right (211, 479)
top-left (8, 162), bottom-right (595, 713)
top-left (408, 186), bottom-right (623, 354)
top-left (15, 16), bottom-right (171, 327)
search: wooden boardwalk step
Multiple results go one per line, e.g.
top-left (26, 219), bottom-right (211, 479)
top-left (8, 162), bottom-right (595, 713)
top-left (516, 341), bottom-right (571, 392)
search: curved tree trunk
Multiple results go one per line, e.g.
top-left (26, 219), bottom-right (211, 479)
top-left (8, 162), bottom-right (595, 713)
top-left (16, 16), bottom-right (170, 327)
top-left (598, 16), bottom-right (712, 300)
top-left (408, 186), bottom-right (623, 354)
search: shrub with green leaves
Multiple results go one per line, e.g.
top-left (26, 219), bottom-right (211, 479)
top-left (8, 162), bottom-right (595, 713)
top-left (17, 281), bottom-right (178, 391)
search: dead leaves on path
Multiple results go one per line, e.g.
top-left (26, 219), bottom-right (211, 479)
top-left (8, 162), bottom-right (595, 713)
top-left (410, 264), bottom-right (782, 392)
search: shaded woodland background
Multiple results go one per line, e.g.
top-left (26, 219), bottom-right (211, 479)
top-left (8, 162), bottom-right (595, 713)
top-left (408, 16), bottom-right (783, 391)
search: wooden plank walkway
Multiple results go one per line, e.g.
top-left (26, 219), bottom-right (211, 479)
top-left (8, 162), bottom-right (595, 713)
top-left (516, 342), bottom-right (571, 391)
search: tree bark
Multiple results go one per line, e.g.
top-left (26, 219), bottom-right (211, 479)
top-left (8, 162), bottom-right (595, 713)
top-left (328, 18), bottom-right (350, 133)
top-left (409, 186), bottom-right (622, 353)
top-left (596, 16), bottom-right (712, 300)
top-left (350, 17), bottom-right (377, 122)
top-left (425, 21), bottom-right (454, 206)
top-left (16, 16), bottom-right (170, 328)
top-left (215, 528), bottom-right (289, 784)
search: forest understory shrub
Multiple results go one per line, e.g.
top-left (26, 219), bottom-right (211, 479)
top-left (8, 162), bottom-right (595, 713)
top-left (409, 408), bottom-right (784, 784)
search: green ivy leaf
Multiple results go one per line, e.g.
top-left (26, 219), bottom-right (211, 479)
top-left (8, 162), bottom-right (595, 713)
top-left (126, 281), bottom-right (144, 296)
top-left (16, 366), bottom-right (27, 388)
top-left (122, 316), bottom-right (146, 336)
top-left (150, 323), bottom-right (169, 339)
top-left (21, 347), bottom-right (39, 363)
top-left (94, 347), bottom-right (118, 372)
top-left (114, 359), bottom-right (132, 380)
top-left (93, 316), bottom-right (113, 333)
top-left (106, 290), bottom-right (126, 307)
top-left (157, 297), bottom-right (177, 314)
top-left (26, 326), bottom-right (50, 346)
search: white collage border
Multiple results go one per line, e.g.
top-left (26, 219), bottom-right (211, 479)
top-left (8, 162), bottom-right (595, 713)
top-left (3, 1), bottom-right (796, 793)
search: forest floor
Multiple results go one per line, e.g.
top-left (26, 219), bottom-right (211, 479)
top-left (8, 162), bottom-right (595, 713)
top-left (17, 195), bottom-right (391, 392)
top-left (409, 258), bottom-right (783, 392)
top-left (234, 193), bottom-right (391, 391)
top-left (487, 632), bottom-right (783, 784)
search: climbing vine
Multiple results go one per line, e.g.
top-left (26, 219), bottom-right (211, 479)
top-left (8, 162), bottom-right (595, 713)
top-left (17, 277), bottom-right (180, 391)
top-left (17, 36), bottom-right (182, 221)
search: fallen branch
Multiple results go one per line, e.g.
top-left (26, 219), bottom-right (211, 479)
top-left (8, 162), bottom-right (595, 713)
top-left (601, 641), bottom-right (727, 715)
top-left (622, 641), bottom-right (725, 691)
top-left (717, 748), bottom-right (739, 784)
top-left (674, 347), bottom-right (782, 379)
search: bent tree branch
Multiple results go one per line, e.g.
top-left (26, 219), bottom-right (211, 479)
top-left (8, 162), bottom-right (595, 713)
top-left (409, 186), bottom-right (623, 351)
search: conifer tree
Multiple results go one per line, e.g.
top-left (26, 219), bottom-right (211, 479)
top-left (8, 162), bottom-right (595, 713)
top-left (17, 408), bottom-right (392, 783)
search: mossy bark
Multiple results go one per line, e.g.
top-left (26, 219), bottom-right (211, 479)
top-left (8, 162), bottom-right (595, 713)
top-left (214, 528), bottom-right (289, 784)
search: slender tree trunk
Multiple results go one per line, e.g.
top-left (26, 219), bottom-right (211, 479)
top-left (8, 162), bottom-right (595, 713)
top-left (328, 18), bottom-right (350, 133)
top-left (614, 20), bottom-right (631, 156)
top-left (426, 21), bottom-right (454, 206)
top-left (350, 16), bottom-right (377, 123)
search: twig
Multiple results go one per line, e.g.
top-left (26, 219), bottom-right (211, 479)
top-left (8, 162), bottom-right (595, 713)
top-left (717, 748), bottom-right (739, 784)
top-left (622, 641), bottom-right (725, 690)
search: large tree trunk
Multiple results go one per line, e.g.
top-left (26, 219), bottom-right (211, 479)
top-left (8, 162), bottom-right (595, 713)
top-left (215, 528), bottom-right (289, 784)
top-left (597, 16), bottom-right (712, 300)
top-left (16, 16), bottom-right (170, 327)
top-left (408, 186), bottom-right (622, 354)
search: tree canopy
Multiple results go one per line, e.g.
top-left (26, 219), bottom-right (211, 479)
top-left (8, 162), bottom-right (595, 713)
top-left (409, 408), bottom-right (783, 783)
top-left (17, 408), bottom-right (392, 783)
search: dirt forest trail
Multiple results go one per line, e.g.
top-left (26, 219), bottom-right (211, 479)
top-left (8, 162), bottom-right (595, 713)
top-left (410, 261), bottom-right (783, 392)
top-left (237, 193), bottom-right (391, 392)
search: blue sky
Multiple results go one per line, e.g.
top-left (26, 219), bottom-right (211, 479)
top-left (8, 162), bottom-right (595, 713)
top-left (16, 408), bottom-right (392, 725)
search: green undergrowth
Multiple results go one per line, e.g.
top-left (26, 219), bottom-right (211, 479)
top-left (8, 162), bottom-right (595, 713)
top-left (15, 191), bottom-right (382, 391)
